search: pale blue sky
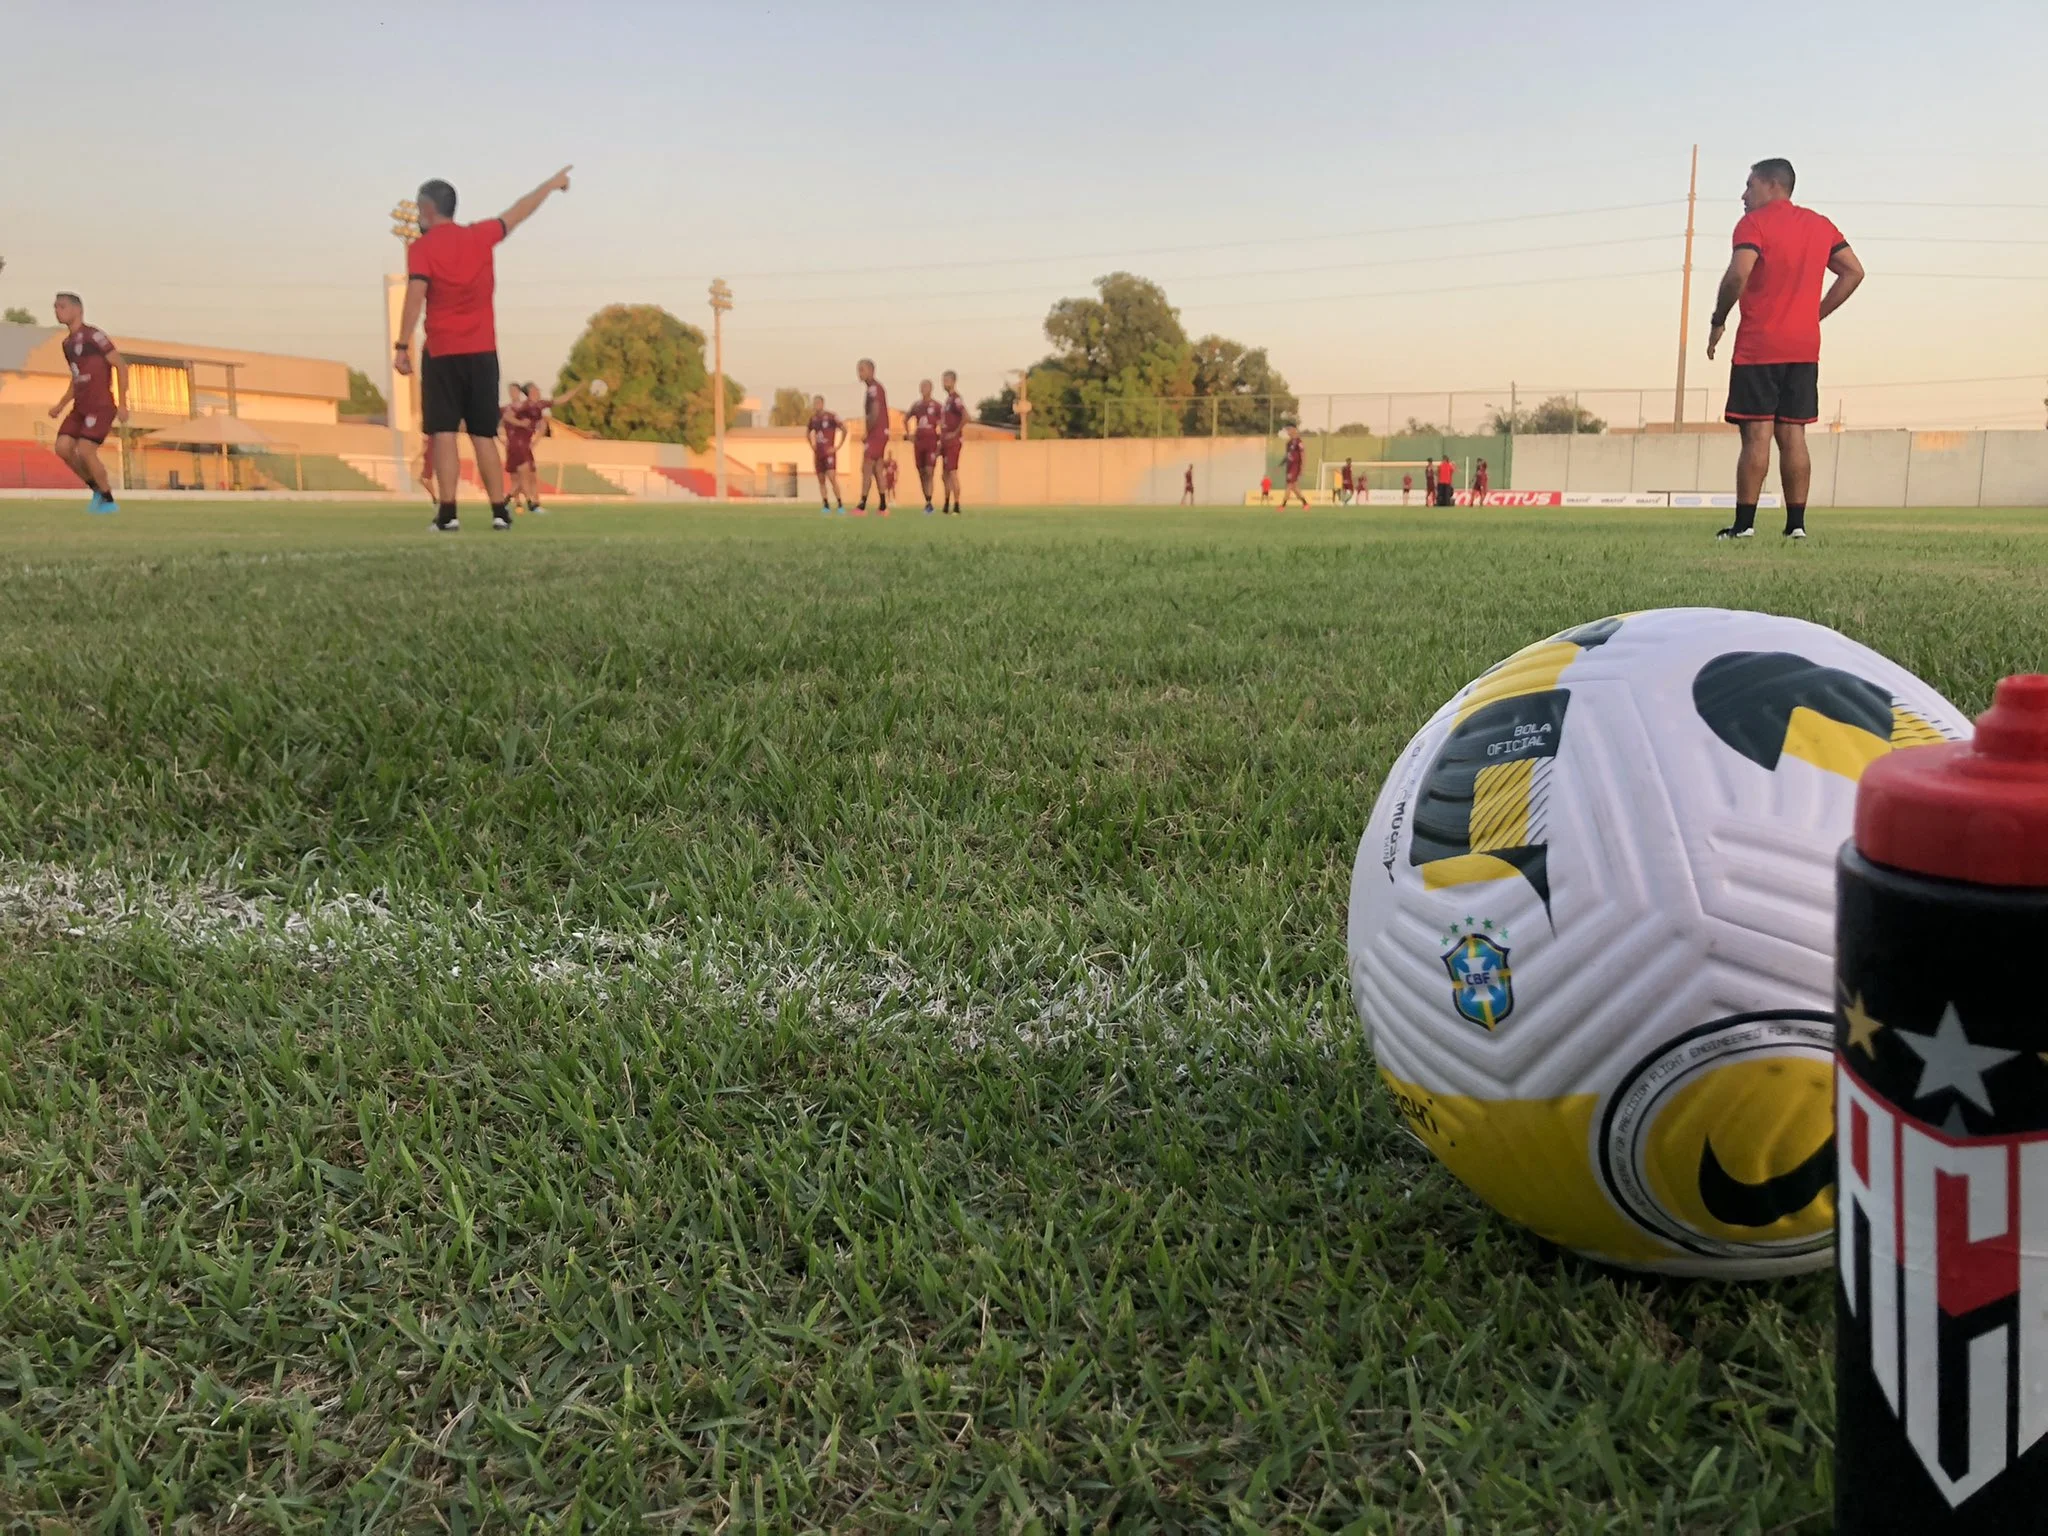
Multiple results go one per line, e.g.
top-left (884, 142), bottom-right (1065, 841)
top-left (5, 0), bottom-right (2043, 427)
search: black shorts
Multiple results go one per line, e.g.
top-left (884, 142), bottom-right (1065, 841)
top-left (1725, 362), bottom-right (1819, 425)
top-left (421, 350), bottom-right (501, 437)
top-left (1435, 483), bottom-right (1454, 507)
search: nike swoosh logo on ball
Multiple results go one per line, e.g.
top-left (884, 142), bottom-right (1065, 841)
top-left (1697, 1135), bottom-right (1836, 1227)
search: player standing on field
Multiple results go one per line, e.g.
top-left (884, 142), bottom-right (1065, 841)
top-left (394, 166), bottom-right (572, 532)
top-left (1278, 426), bottom-right (1309, 510)
top-left (905, 379), bottom-right (944, 514)
top-left (808, 395), bottom-right (847, 514)
top-left (939, 371), bottom-right (968, 515)
top-left (1181, 464), bottom-right (1195, 505)
top-left (1436, 452), bottom-right (1455, 507)
top-left (509, 380), bottom-right (589, 515)
top-left (1401, 472), bottom-right (1413, 505)
top-left (854, 358), bottom-right (890, 516)
top-left (46, 293), bottom-right (129, 514)
top-left (1707, 157), bottom-right (1863, 541)
top-left (1473, 457), bottom-right (1490, 500)
top-left (1423, 458), bottom-right (1437, 505)
top-left (1339, 457), bottom-right (1355, 504)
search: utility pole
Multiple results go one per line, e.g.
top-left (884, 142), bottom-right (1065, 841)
top-left (387, 199), bottom-right (421, 492)
top-left (1673, 144), bottom-right (1699, 431)
top-left (1008, 368), bottom-right (1032, 440)
top-left (709, 279), bottom-right (732, 501)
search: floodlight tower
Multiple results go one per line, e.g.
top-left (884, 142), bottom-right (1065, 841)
top-left (709, 279), bottom-right (733, 501)
top-left (386, 199), bottom-right (422, 487)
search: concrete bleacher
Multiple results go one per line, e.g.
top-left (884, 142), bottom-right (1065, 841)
top-left (654, 466), bottom-right (714, 497)
top-left (0, 440), bottom-right (79, 490)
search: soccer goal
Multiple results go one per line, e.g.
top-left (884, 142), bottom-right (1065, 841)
top-left (1318, 459), bottom-right (1433, 504)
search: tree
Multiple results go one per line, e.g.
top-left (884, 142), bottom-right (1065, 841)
top-left (550, 304), bottom-right (741, 447)
top-left (1188, 334), bottom-right (1296, 436)
top-left (976, 385), bottom-right (1017, 429)
top-left (769, 387), bottom-right (811, 427)
top-left (1004, 274), bottom-right (1294, 439)
top-left (1486, 395), bottom-right (1606, 435)
top-left (1397, 417), bottom-right (1444, 436)
top-left (3, 306), bottom-right (34, 326)
top-left (340, 367), bottom-right (386, 418)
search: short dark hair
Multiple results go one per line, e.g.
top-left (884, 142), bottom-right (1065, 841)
top-left (54, 291), bottom-right (81, 307)
top-left (417, 180), bottom-right (458, 219)
top-left (1750, 158), bottom-right (1796, 194)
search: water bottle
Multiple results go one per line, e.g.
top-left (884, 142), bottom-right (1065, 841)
top-left (1834, 673), bottom-right (2048, 1531)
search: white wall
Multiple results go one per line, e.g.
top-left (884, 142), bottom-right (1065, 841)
top-left (1510, 430), bottom-right (2048, 508)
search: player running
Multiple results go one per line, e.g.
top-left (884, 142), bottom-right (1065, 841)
top-left (854, 358), bottom-right (890, 516)
top-left (905, 379), bottom-right (944, 514)
top-left (1707, 156), bottom-right (1863, 541)
top-left (394, 165), bottom-right (573, 532)
top-left (807, 395), bottom-right (847, 514)
top-left (1277, 427), bottom-right (1309, 510)
top-left (1181, 464), bottom-right (1195, 505)
top-left (46, 293), bottom-right (130, 514)
top-left (939, 370), bottom-right (968, 515)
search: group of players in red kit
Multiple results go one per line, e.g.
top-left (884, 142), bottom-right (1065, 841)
top-left (805, 361), bottom-right (970, 517)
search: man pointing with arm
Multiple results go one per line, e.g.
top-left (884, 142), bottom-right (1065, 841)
top-left (394, 165), bottom-right (572, 532)
top-left (1706, 157), bottom-right (1863, 542)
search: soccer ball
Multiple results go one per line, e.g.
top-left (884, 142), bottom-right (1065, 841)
top-left (1347, 608), bottom-right (1971, 1278)
top-left (588, 378), bottom-right (610, 399)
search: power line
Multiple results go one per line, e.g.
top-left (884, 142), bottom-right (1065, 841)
top-left (110, 201), bottom-right (1691, 294)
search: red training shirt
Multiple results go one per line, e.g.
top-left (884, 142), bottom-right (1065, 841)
top-left (940, 391), bottom-right (967, 439)
top-left (1438, 457), bottom-right (1454, 484)
top-left (808, 410), bottom-right (842, 455)
top-left (407, 218), bottom-right (507, 357)
top-left (1284, 438), bottom-right (1304, 476)
top-left (906, 397), bottom-right (943, 443)
top-left (1729, 200), bottom-right (1847, 366)
top-left (64, 326), bottom-right (118, 416)
top-left (864, 379), bottom-right (889, 439)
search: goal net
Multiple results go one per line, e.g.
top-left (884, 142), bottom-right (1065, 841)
top-left (1318, 459), bottom-right (1433, 502)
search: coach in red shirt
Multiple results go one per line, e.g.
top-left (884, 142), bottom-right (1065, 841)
top-left (1705, 157), bottom-right (1863, 541)
top-left (395, 166), bottom-right (572, 532)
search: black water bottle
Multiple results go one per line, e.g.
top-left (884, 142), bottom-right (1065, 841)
top-left (1835, 673), bottom-right (2048, 1532)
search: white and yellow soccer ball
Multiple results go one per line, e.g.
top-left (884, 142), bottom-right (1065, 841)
top-left (588, 378), bottom-right (610, 399)
top-left (1347, 608), bottom-right (1971, 1278)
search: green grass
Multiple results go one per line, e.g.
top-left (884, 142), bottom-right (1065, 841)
top-left (2, 498), bottom-right (2044, 1532)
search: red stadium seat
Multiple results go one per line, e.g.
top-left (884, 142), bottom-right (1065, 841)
top-left (0, 440), bottom-right (80, 490)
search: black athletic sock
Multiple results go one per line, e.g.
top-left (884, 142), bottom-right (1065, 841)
top-left (438, 500), bottom-right (458, 525)
top-left (1733, 503), bottom-right (1757, 533)
top-left (491, 501), bottom-right (510, 522)
top-left (1785, 503), bottom-right (1806, 532)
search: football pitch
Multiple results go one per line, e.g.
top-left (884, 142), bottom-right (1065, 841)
top-left (4, 499), bottom-right (2045, 1531)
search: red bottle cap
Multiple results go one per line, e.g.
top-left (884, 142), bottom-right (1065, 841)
top-left (1855, 674), bottom-right (2048, 887)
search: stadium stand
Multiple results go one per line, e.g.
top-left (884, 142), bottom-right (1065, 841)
top-left (0, 440), bottom-right (78, 490)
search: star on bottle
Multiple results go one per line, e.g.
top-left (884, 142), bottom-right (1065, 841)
top-left (1895, 1003), bottom-right (2017, 1114)
top-left (1842, 993), bottom-right (1884, 1058)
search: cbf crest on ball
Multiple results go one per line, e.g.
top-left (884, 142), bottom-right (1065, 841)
top-left (1347, 608), bottom-right (1971, 1278)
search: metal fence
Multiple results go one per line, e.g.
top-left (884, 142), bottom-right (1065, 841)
top-left (1042, 376), bottom-right (2048, 439)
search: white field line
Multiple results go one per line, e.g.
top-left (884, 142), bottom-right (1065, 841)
top-left (0, 862), bottom-right (1337, 1056)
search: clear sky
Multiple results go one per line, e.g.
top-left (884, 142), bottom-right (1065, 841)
top-left (5, 0), bottom-right (2043, 429)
